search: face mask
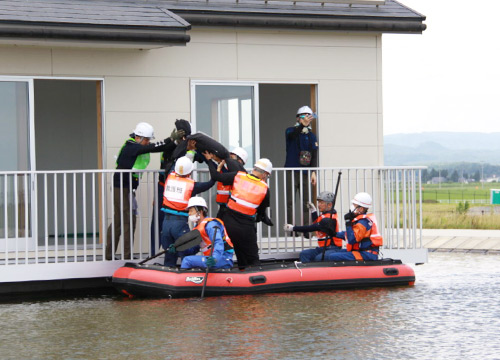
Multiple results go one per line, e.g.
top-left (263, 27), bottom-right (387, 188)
top-left (188, 214), bottom-right (200, 224)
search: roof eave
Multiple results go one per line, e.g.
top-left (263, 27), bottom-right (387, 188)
top-left (176, 12), bottom-right (426, 34)
top-left (0, 22), bottom-right (191, 48)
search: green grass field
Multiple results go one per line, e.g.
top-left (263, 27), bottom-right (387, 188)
top-left (416, 182), bottom-right (500, 229)
top-left (420, 182), bottom-right (500, 203)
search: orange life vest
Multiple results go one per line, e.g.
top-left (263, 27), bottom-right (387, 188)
top-left (216, 166), bottom-right (232, 204)
top-left (227, 172), bottom-right (268, 216)
top-left (346, 213), bottom-right (383, 252)
top-left (162, 172), bottom-right (195, 211)
top-left (194, 218), bottom-right (234, 256)
top-left (314, 212), bottom-right (343, 247)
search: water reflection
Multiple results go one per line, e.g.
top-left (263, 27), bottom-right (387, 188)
top-left (1, 253), bottom-right (500, 359)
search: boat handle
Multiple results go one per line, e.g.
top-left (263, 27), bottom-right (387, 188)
top-left (383, 268), bottom-right (399, 276)
top-left (249, 275), bottom-right (267, 284)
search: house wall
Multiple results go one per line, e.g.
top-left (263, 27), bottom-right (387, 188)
top-left (0, 28), bottom-right (383, 247)
top-left (0, 27), bottom-right (384, 170)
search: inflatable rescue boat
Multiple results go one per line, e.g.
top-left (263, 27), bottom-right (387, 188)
top-left (111, 258), bottom-right (415, 298)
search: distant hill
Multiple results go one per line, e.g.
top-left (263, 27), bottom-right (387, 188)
top-left (384, 132), bottom-right (500, 166)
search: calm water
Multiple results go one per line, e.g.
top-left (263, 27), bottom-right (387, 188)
top-left (1, 252), bottom-right (500, 360)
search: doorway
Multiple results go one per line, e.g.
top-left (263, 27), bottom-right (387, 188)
top-left (0, 78), bottom-right (103, 251)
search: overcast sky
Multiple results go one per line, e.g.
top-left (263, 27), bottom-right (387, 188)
top-left (382, 0), bottom-right (500, 135)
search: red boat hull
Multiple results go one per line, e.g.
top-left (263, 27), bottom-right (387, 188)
top-left (112, 259), bottom-right (415, 298)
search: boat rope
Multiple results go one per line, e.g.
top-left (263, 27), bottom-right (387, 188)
top-left (294, 261), bottom-right (303, 277)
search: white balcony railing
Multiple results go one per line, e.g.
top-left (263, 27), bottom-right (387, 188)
top-left (0, 166), bottom-right (427, 269)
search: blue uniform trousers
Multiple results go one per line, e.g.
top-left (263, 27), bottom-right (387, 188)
top-left (181, 251), bottom-right (234, 269)
top-left (299, 246), bottom-right (341, 263)
top-left (160, 214), bottom-right (198, 267)
top-left (321, 249), bottom-right (378, 261)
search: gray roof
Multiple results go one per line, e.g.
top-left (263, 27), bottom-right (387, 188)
top-left (0, 0), bottom-right (425, 46)
top-left (158, 0), bottom-right (426, 33)
top-left (0, 0), bottom-right (189, 28)
top-left (0, 0), bottom-right (191, 46)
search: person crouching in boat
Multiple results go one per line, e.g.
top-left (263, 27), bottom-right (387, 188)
top-left (180, 197), bottom-right (234, 269)
top-left (161, 156), bottom-right (215, 267)
top-left (283, 191), bottom-right (343, 263)
top-left (323, 192), bottom-right (383, 261)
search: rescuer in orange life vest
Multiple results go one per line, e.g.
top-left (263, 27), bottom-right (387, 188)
top-left (283, 191), bottom-right (343, 263)
top-left (211, 147), bottom-right (248, 219)
top-left (205, 154), bottom-right (273, 269)
top-left (179, 197), bottom-right (234, 269)
top-left (160, 156), bottom-right (215, 267)
top-left (322, 192), bottom-right (383, 261)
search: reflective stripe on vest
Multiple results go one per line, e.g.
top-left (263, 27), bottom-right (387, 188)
top-left (227, 172), bottom-right (268, 216)
top-left (216, 182), bottom-right (232, 204)
top-left (194, 218), bottom-right (234, 256)
top-left (162, 172), bottom-right (195, 211)
top-left (346, 213), bottom-right (383, 251)
top-left (313, 212), bottom-right (342, 247)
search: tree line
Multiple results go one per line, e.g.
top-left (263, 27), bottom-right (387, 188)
top-left (420, 162), bottom-right (500, 183)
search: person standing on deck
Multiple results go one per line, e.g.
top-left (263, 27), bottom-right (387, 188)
top-left (284, 106), bottom-right (319, 234)
top-left (106, 122), bottom-right (177, 261)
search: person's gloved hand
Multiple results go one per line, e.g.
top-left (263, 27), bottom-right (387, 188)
top-left (205, 256), bottom-right (217, 268)
top-left (170, 128), bottom-right (185, 142)
top-left (306, 201), bottom-right (317, 213)
top-left (344, 211), bottom-right (355, 226)
top-left (167, 244), bottom-right (176, 254)
top-left (283, 224), bottom-right (294, 232)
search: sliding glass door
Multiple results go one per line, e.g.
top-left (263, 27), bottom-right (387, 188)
top-left (0, 80), bottom-right (34, 250)
top-left (192, 83), bottom-right (259, 167)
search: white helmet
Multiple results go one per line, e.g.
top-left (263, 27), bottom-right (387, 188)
top-left (187, 196), bottom-right (208, 211)
top-left (254, 158), bottom-right (273, 175)
top-left (230, 147), bottom-right (248, 165)
top-left (297, 106), bottom-right (313, 116)
top-left (352, 192), bottom-right (372, 209)
top-left (175, 156), bottom-right (194, 176)
top-left (133, 122), bottom-right (155, 139)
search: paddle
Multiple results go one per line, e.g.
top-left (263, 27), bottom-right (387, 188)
top-left (138, 229), bottom-right (202, 265)
top-left (321, 171), bottom-right (342, 261)
top-left (200, 226), bottom-right (219, 300)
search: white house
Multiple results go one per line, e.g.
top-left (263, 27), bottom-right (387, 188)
top-left (0, 0), bottom-right (427, 294)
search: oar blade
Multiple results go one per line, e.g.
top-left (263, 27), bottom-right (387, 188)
top-left (174, 229), bottom-right (202, 252)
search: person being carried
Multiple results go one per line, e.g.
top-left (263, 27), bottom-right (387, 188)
top-left (160, 156), bottom-right (215, 267)
top-left (106, 122), bottom-right (177, 261)
top-left (323, 192), bottom-right (383, 262)
top-left (177, 197), bottom-right (234, 269)
top-left (283, 191), bottom-right (343, 263)
top-left (206, 155), bottom-right (273, 269)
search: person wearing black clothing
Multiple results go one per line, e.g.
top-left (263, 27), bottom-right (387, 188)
top-left (284, 105), bottom-right (319, 229)
top-left (206, 154), bottom-right (273, 269)
top-left (106, 122), bottom-right (177, 261)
